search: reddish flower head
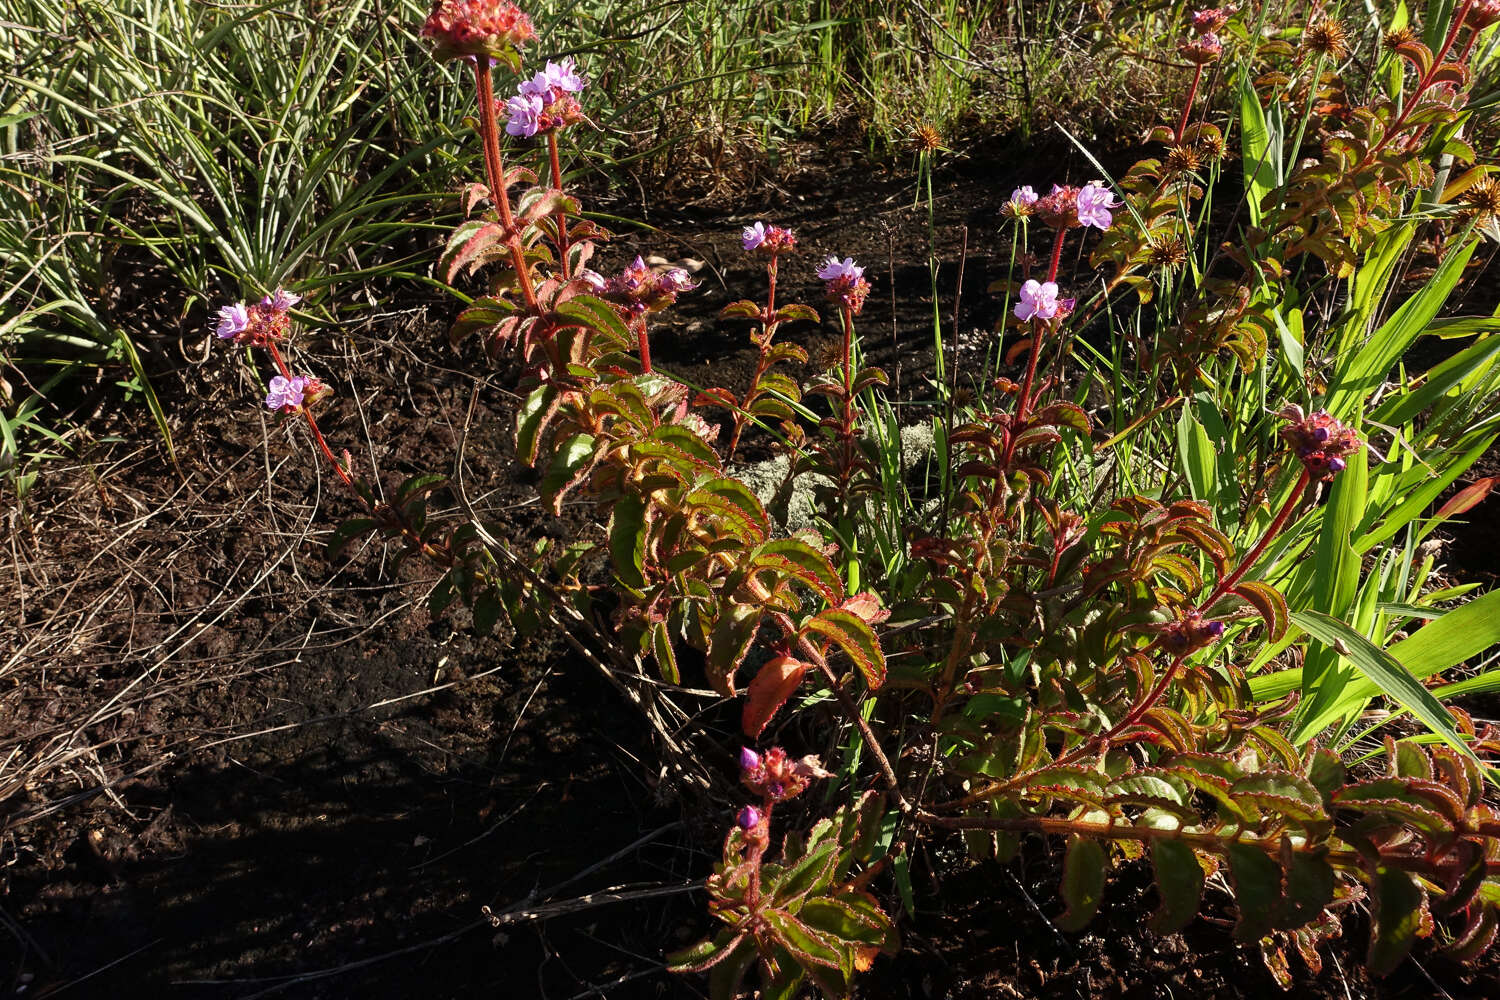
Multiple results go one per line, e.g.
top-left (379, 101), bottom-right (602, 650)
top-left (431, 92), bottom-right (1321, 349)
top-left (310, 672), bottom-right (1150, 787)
top-left (1180, 32), bottom-right (1223, 64)
top-left (421, 0), bottom-right (536, 62)
top-left (215, 288), bottom-right (300, 347)
top-left (1190, 8), bottom-right (1230, 34)
top-left (1277, 405), bottom-right (1362, 481)
top-left (1161, 610), bottom-right (1227, 654)
top-left (1467, 0), bottom-right (1500, 29)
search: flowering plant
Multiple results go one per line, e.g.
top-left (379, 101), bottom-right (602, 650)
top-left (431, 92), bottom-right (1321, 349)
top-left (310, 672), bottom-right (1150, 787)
top-left (213, 2), bottom-right (1500, 996)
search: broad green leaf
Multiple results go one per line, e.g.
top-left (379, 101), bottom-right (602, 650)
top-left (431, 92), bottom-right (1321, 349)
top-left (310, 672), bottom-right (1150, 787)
top-left (1367, 866), bottom-right (1429, 975)
top-left (1056, 836), bottom-right (1107, 932)
top-left (539, 434), bottom-right (597, 514)
top-left (1149, 839), bottom-right (1204, 934)
top-left (1224, 841), bottom-right (1282, 942)
top-left (608, 495), bottom-right (647, 591)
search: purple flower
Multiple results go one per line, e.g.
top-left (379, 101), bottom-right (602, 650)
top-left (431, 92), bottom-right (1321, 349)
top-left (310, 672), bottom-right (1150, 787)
top-left (265, 375), bottom-right (307, 412)
top-left (261, 288), bottom-right (301, 312)
top-left (742, 221), bottom-right (769, 251)
top-left (504, 93), bottom-right (544, 138)
top-left (817, 256), bottom-right (863, 282)
top-left (1204, 620), bottom-right (1226, 638)
top-left (1076, 182), bottom-right (1118, 230)
top-left (739, 747), bottom-right (761, 772)
top-left (1014, 280), bottom-right (1062, 321)
top-left (578, 268), bottom-right (607, 291)
top-left (736, 805), bottom-right (762, 830)
top-left (1011, 185), bottom-right (1038, 205)
top-left (657, 267), bottom-right (696, 294)
top-left (216, 302), bottom-right (249, 339)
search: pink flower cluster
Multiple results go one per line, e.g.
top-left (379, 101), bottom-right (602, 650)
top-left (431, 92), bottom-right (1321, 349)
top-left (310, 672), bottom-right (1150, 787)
top-left (503, 57), bottom-right (586, 138)
top-left (265, 374), bottom-right (329, 413)
top-left (1013, 279), bottom-right (1075, 323)
top-left (1182, 8), bottom-right (1228, 63)
top-left (1033, 182), bottom-right (1118, 231)
top-left (215, 288), bottom-right (301, 347)
top-left (818, 255), bottom-right (870, 314)
top-left (1003, 185), bottom-right (1039, 218)
top-left (588, 255), bottom-right (697, 316)
top-left (1277, 405), bottom-right (1362, 481)
top-left (741, 221), bottom-right (797, 255)
top-left (738, 746), bottom-right (828, 805)
top-left (420, 0), bottom-right (536, 61)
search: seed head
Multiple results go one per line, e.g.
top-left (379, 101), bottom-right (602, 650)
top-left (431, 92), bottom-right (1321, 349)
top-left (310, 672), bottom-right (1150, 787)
top-left (1165, 144), bottom-right (1203, 177)
top-left (1179, 32), bottom-right (1223, 65)
top-left (1147, 235), bottom-right (1189, 270)
top-left (1304, 19), bottom-right (1350, 60)
top-left (1195, 130), bottom-right (1228, 162)
top-left (912, 122), bottom-right (943, 154)
top-left (1457, 176), bottom-right (1500, 229)
top-left (1383, 25), bottom-right (1418, 48)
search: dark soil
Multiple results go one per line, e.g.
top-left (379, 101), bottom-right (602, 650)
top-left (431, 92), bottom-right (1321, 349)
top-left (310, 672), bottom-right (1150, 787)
top-left (4, 131), bottom-right (1499, 999)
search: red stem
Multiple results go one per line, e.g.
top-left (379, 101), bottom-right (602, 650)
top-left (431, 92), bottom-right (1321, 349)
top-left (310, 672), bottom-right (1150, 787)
top-left (635, 317), bottom-right (652, 374)
top-left (1175, 63), bottom-right (1204, 145)
top-left (547, 131), bottom-right (570, 278)
top-left (472, 58), bottom-right (540, 313)
top-left (266, 341), bottom-right (352, 487)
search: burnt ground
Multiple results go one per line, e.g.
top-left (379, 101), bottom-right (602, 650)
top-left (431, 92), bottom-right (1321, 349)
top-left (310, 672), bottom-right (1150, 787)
top-left (4, 131), bottom-right (1500, 999)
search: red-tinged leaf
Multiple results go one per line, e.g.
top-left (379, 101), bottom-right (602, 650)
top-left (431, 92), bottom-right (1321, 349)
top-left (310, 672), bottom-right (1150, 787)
top-left (1368, 865), bottom-right (1431, 975)
top-left (449, 295), bottom-right (519, 346)
top-left (1441, 907), bottom-right (1498, 963)
top-left (443, 220), bottom-right (506, 282)
top-left (686, 478), bottom-right (770, 544)
top-left (540, 433), bottom-right (598, 515)
top-left (666, 929), bottom-right (748, 973)
top-left (839, 592), bottom-right (890, 625)
top-left (763, 906), bottom-right (843, 970)
top-left (1149, 839), bottom-right (1204, 934)
top-left (1230, 772), bottom-right (1329, 826)
top-left (707, 601), bottom-right (761, 697)
top-left (694, 386), bottom-right (741, 410)
top-left (609, 494), bottom-right (648, 591)
top-left (742, 656), bottom-right (810, 737)
top-left (1233, 580), bottom-right (1290, 640)
top-left (774, 303), bottom-right (821, 325)
top-left (1056, 836), bottom-right (1107, 932)
top-left (1435, 477), bottom-right (1495, 522)
top-left (514, 384), bottom-right (563, 466)
top-left (461, 182), bottom-right (490, 216)
top-left (764, 342), bottom-right (809, 366)
top-left (753, 538), bottom-right (844, 604)
top-left (801, 608), bottom-right (886, 689)
top-left (719, 299), bottom-right (763, 319)
top-left (1032, 402), bottom-right (1091, 435)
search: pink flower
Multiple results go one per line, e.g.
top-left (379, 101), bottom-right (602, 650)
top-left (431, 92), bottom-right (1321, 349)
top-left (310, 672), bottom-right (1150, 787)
top-left (657, 268), bottom-right (696, 294)
top-left (577, 268), bottom-right (607, 291)
top-left (1180, 32), bottom-right (1223, 64)
top-left (265, 375), bottom-right (307, 412)
top-left (1076, 182), bottom-right (1117, 230)
top-left (1190, 8), bottom-right (1230, 34)
top-left (742, 221), bottom-right (769, 250)
top-left (818, 256), bottom-right (870, 314)
top-left (503, 93), bottom-right (544, 137)
top-left (261, 288), bottom-right (301, 312)
top-left (521, 57), bottom-right (585, 97)
top-left (817, 256), bottom-right (863, 282)
top-left (216, 302), bottom-right (249, 339)
top-left (1014, 280), bottom-right (1062, 321)
top-left (741, 222), bottom-right (796, 255)
top-left (1011, 185), bottom-right (1038, 205)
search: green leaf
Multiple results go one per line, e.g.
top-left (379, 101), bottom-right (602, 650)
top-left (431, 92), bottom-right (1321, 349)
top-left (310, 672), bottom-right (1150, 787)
top-left (515, 384), bottom-right (561, 466)
top-left (650, 620), bottom-right (681, 684)
top-left (326, 517), bottom-right (375, 560)
top-left (667, 929), bottom-right (747, 973)
top-left (1056, 836), bottom-right (1107, 932)
top-left (1367, 866), bottom-right (1429, 975)
top-left (1239, 77), bottom-right (1279, 226)
top-left (608, 495), bottom-right (648, 591)
top-left (754, 538), bottom-right (845, 605)
top-left (473, 589), bottom-right (504, 636)
top-left (763, 907), bottom-right (843, 970)
top-left (1149, 839), bottom-right (1204, 934)
top-left (802, 608), bottom-right (886, 689)
top-left (1292, 610), bottom-right (1479, 765)
top-left (1224, 841), bottom-right (1282, 942)
top-left (539, 434), bottom-right (597, 514)
top-left (1279, 846), bottom-right (1336, 929)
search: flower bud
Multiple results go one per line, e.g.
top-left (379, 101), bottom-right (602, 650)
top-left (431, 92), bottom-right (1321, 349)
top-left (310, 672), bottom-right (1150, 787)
top-left (421, 0), bottom-right (536, 63)
top-left (736, 805), bottom-right (761, 830)
top-left (738, 747), bottom-right (761, 772)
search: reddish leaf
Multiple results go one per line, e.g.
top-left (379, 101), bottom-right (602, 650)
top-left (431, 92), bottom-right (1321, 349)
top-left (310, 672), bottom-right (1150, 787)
top-left (742, 656), bottom-right (809, 737)
top-left (1434, 477), bottom-right (1495, 522)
